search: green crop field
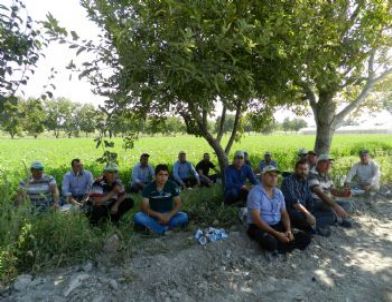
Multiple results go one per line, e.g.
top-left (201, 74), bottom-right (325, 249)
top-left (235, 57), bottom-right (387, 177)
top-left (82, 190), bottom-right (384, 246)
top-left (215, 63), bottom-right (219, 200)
top-left (0, 134), bottom-right (392, 188)
top-left (0, 134), bottom-right (391, 283)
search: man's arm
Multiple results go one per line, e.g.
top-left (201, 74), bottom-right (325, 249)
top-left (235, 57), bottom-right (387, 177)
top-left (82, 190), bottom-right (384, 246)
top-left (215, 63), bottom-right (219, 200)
top-left (247, 166), bottom-right (258, 185)
top-left (370, 162), bottom-right (380, 186)
top-left (190, 164), bottom-right (200, 184)
top-left (344, 164), bottom-right (357, 186)
top-left (50, 183), bottom-right (60, 208)
top-left (311, 186), bottom-right (348, 217)
top-left (131, 165), bottom-right (141, 184)
top-left (140, 197), bottom-right (163, 220)
top-left (224, 168), bottom-right (240, 190)
top-left (281, 177), bottom-right (300, 209)
top-left (62, 174), bottom-right (74, 204)
top-left (173, 163), bottom-right (184, 186)
top-left (250, 209), bottom-right (289, 243)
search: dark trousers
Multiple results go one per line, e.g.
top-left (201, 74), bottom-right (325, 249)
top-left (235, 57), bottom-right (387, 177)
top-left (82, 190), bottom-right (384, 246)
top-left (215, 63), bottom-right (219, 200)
top-left (199, 174), bottom-right (218, 187)
top-left (288, 210), bottom-right (313, 232)
top-left (88, 197), bottom-right (134, 225)
top-left (130, 182), bottom-right (146, 193)
top-left (310, 199), bottom-right (354, 227)
top-left (247, 222), bottom-right (311, 253)
top-left (224, 187), bottom-right (249, 206)
top-left (176, 177), bottom-right (198, 188)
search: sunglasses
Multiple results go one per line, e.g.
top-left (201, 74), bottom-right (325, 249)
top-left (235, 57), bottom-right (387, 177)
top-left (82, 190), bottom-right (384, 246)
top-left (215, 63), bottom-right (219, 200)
top-left (31, 168), bottom-right (43, 171)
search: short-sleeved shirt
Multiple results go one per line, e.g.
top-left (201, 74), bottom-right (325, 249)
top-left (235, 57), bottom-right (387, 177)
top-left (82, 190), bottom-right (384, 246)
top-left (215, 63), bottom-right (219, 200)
top-left (142, 180), bottom-right (180, 213)
top-left (281, 174), bottom-right (314, 210)
top-left (308, 170), bottom-right (334, 201)
top-left (195, 160), bottom-right (215, 176)
top-left (246, 184), bottom-right (286, 225)
top-left (89, 177), bottom-right (125, 206)
top-left (19, 174), bottom-right (57, 209)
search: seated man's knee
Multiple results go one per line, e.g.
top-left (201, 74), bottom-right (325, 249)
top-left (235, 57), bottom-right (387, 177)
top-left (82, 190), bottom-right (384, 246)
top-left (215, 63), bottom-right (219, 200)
top-left (259, 234), bottom-right (278, 252)
top-left (134, 211), bottom-right (148, 225)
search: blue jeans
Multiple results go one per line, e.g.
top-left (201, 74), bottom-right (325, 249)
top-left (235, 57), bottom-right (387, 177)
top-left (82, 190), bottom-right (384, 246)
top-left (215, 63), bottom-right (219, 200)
top-left (134, 211), bottom-right (189, 235)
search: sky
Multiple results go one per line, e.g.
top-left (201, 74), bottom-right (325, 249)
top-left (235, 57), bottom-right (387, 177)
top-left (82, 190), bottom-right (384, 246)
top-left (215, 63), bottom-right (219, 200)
top-left (9, 0), bottom-right (392, 127)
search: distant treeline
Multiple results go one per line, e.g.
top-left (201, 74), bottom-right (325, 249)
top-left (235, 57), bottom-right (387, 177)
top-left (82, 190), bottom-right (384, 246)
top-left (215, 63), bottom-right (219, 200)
top-left (0, 97), bottom-right (307, 138)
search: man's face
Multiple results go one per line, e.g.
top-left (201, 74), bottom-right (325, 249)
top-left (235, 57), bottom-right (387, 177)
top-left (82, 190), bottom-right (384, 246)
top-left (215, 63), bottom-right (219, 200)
top-left (179, 153), bottom-right (186, 162)
top-left (203, 154), bottom-right (210, 161)
top-left (104, 171), bottom-right (115, 183)
top-left (31, 168), bottom-right (43, 179)
top-left (262, 172), bottom-right (279, 188)
top-left (156, 170), bottom-right (169, 185)
top-left (264, 154), bottom-right (271, 162)
top-left (72, 161), bottom-right (83, 174)
top-left (234, 156), bottom-right (244, 168)
top-left (360, 154), bottom-right (369, 164)
top-left (317, 160), bottom-right (330, 173)
top-left (295, 163), bottom-right (309, 179)
top-left (140, 156), bottom-right (149, 166)
top-left (307, 154), bottom-right (317, 165)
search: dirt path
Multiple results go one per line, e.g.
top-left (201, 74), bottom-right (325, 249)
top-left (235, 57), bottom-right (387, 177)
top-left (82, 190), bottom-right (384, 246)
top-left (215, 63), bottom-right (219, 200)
top-left (3, 190), bottom-right (392, 302)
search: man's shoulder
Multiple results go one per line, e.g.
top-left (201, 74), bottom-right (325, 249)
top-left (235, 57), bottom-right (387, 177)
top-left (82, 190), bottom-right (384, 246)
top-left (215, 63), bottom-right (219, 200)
top-left (132, 163), bottom-right (141, 169)
top-left (42, 174), bottom-right (56, 183)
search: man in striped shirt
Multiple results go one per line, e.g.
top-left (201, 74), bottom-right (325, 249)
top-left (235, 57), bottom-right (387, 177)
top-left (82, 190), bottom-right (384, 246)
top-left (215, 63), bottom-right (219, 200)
top-left (17, 161), bottom-right (60, 211)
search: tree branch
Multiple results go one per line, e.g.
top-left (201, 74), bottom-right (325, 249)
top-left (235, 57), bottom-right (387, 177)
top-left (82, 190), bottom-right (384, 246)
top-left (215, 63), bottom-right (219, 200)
top-left (216, 104), bottom-right (226, 143)
top-left (224, 101), bottom-right (241, 154)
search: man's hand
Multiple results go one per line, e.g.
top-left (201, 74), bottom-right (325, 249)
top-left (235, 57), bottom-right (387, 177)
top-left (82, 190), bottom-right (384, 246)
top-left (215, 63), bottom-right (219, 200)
top-left (285, 230), bottom-right (294, 241)
top-left (111, 203), bottom-right (119, 214)
top-left (305, 213), bottom-right (316, 226)
top-left (275, 232), bottom-right (290, 243)
top-left (158, 213), bottom-right (171, 224)
top-left (333, 204), bottom-right (348, 218)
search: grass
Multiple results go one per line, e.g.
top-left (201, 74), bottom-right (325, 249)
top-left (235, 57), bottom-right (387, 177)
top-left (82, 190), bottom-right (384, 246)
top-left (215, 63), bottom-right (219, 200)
top-left (0, 133), bottom-right (391, 284)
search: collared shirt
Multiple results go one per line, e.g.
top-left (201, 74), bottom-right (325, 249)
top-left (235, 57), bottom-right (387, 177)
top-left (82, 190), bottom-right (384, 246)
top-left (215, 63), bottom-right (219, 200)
top-left (89, 177), bottom-right (125, 206)
top-left (224, 164), bottom-right (258, 192)
top-left (142, 180), bottom-right (180, 213)
top-left (173, 161), bottom-right (199, 183)
top-left (259, 160), bottom-right (278, 172)
top-left (308, 170), bottom-right (334, 201)
top-left (346, 160), bottom-right (380, 186)
top-left (246, 184), bottom-right (286, 225)
top-left (131, 163), bottom-right (154, 185)
top-left (281, 174), bottom-right (314, 210)
top-left (62, 170), bottom-right (93, 198)
top-left (19, 174), bottom-right (57, 209)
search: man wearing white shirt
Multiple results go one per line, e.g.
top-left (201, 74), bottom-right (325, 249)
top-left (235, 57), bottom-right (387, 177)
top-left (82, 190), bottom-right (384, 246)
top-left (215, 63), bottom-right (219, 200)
top-left (345, 150), bottom-right (380, 194)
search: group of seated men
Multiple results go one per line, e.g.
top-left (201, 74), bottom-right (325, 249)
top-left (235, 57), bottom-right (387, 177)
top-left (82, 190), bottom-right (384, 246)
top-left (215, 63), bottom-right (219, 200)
top-left (16, 148), bottom-right (380, 254)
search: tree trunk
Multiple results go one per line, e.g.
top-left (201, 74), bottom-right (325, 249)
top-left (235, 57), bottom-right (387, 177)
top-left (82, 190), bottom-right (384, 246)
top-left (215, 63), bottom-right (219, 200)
top-left (313, 93), bottom-right (337, 154)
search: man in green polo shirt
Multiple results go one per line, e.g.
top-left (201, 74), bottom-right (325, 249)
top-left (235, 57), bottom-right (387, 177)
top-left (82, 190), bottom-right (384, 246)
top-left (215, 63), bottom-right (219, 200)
top-left (134, 164), bottom-right (189, 235)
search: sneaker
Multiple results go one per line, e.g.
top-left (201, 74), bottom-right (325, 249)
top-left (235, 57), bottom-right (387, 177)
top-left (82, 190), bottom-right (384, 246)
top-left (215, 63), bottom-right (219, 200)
top-left (316, 226), bottom-right (331, 237)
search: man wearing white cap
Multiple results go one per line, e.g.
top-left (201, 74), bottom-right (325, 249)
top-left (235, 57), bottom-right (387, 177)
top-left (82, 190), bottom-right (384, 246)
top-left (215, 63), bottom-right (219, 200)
top-left (224, 151), bottom-right (258, 206)
top-left (247, 165), bottom-right (311, 253)
top-left (344, 150), bottom-right (380, 194)
top-left (17, 161), bottom-right (60, 211)
top-left (309, 154), bottom-right (354, 228)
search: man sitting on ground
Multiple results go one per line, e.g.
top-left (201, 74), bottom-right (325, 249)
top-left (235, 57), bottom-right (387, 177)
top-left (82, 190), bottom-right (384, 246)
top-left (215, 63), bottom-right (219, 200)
top-left (247, 165), bottom-right (311, 254)
top-left (244, 151), bottom-right (252, 166)
top-left (130, 153), bottom-right (154, 193)
top-left (173, 151), bottom-right (200, 189)
top-left (344, 150), bottom-right (380, 194)
top-left (195, 153), bottom-right (219, 186)
top-left (88, 163), bottom-right (134, 225)
top-left (307, 151), bottom-right (317, 172)
top-left (62, 158), bottom-right (93, 206)
top-left (17, 161), bottom-right (60, 212)
top-left (281, 159), bottom-right (330, 236)
top-left (259, 152), bottom-right (278, 172)
top-left (309, 154), bottom-right (354, 228)
top-left (134, 164), bottom-right (188, 235)
top-left (224, 151), bottom-right (258, 205)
